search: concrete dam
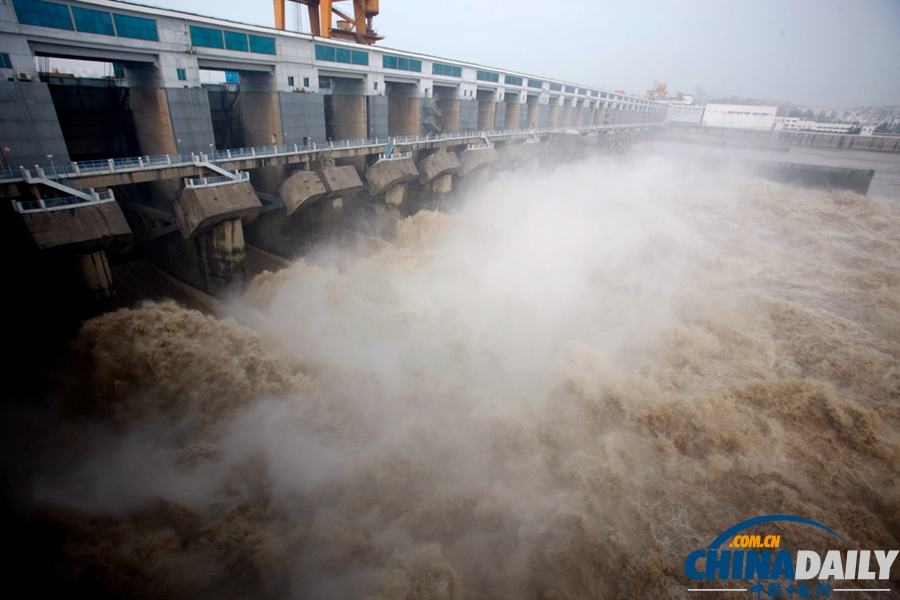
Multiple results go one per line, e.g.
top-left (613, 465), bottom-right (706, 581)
top-left (4, 2), bottom-right (900, 599)
top-left (0, 0), bottom-right (671, 313)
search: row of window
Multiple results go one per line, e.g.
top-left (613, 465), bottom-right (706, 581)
top-left (189, 26), bottom-right (275, 55)
top-left (12, 0), bottom-right (158, 40)
top-left (382, 54), bottom-right (421, 72)
top-left (314, 44), bottom-right (368, 65)
top-left (477, 70), bottom-right (500, 83)
top-left (432, 62), bottom-right (462, 78)
top-left (10, 0), bottom-right (643, 102)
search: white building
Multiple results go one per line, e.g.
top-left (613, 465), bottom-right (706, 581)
top-left (666, 104), bottom-right (704, 125)
top-left (774, 118), bottom-right (857, 134)
top-left (701, 104), bottom-right (777, 130)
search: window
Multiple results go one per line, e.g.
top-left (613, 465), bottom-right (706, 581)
top-left (12, 0), bottom-right (73, 30)
top-left (224, 31), bottom-right (248, 52)
top-left (287, 76), bottom-right (294, 86)
top-left (72, 6), bottom-right (114, 35)
top-left (225, 71), bottom-right (239, 83)
top-left (476, 70), bottom-right (499, 83)
top-left (190, 25), bottom-right (223, 49)
top-left (303, 77), bottom-right (309, 87)
top-left (565, 85), bottom-right (575, 93)
top-left (383, 54), bottom-right (421, 72)
top-left (315, 45), bottom-right (335, 61)
top-left (549, 83), bottom-right (562, 92)
top-left (114, 14), bottom-right (158, 41)
top-left (527, 79), bottom-right (542, 89)
top-left (176, 68), bottom-right (186, 81)
top-left (316, 44), bottom-right (366, 65)
top-left (248, 35), bottom-right (275, 54)
top-left (0, 54), bottom-right (11, 69)
top-left (578, 88), bottom-right (586, 95)
top-left (433, 62), bottom-right (461, 77)
top-left (504, 75), bottom-right (523, 86)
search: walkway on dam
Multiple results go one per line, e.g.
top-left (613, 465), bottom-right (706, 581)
top-left (3, 123), bottom-right (659, 212)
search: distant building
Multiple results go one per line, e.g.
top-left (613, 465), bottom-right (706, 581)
top-left (701, 104), bottom-right (778, 130)
top-left (666, 104), bottom-right (705, 126)
top-left (774, 118), bottom-right (856, 134)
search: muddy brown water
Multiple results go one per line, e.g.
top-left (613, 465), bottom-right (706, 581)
top-left (6, 148), bottom-right (900, 599)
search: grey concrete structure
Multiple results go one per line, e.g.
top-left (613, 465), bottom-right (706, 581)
top-left (278, 169), bottom-right (326, 215)
top-left (417, 151), bottom-right (460, 185)
top-left (366, 157), bottom-right (419, 196)
top-left (166, 87), bottom-right (216, 155)
top-left (367, 95), bottom-right (389, 139)
top-left (19, 198), bottom-right (131, 251)
top-left (280, 92), bottom-right (327, 145)
top-left (457, 145), bottom-right (499, 176)
top-left (460, 99), bottom-right (479, 133)
top-left (173, 181), bottom-right (262, 239)
top-left (0, 0), bottom-right (669, 307)
top-left (0, 80), bottom-right (70, 168)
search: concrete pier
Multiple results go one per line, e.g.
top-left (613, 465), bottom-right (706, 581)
top-left (173, 181), bottom-right (263, 239)
top-left (477, 100), bottom-right (496, 131)
top-left (457, 145), bottom-right (499, 177)
top-left (504, 100), bottom-right (521, 130)
top-left (75, 249), bottom-right (114, 301)
top-left (417, 151), bottom-right (461, 185)
top-left (278, 169), bottom-right (327, 216)
top-left (366, 157), bottom-right (419, 196)
top-left (19, 200), bottom-right (133, 253)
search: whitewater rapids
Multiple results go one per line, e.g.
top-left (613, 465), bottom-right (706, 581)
top-left (15, 152), bottom-right (900, 599)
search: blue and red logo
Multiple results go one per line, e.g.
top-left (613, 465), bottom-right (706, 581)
top-left (683, 515), bottom-right (897, 597)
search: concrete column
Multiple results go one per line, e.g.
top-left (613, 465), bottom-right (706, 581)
top-left (384, 183), bottom-right (409, 218)
top-left (526, 103), bottom-right (541, 129)
top-left (199, 219), bottom-right (247, 294)
top-left (477, 101), bottom-right (496, 131)
top-left (549, 104), bottom-right (560, 127)
top-left (437, 98), bottom-right (460, 133)
top-left (322, 78), bottom-right (367, 144)
top-left (241, 90), bottom-right (286, 192)
top-left (388, 97), bottom-right (421, 136)
top-left (563, 105), bottom-right (574, 127)
top-left (307, 197), bottom-right (344, 240)
top-left (128, 87), bottom-right (178, 156)
top-left (326, 95), bottom-right (367, 140)
top-left (504, 102), bottom-right (521, 129)
top-left (75, 250), bottom-right (114, 302)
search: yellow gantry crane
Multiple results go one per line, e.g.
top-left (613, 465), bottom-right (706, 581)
top-left (274, 0), bottom-right (383, 45)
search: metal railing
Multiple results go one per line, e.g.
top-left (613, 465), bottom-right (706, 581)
top-left (12, 189), bottom-right (115, 214)
top-left (184, 171), bottom-right (250, 189)
top-left (376, 151), bottom-right (412, 162)
top-left (0, 123), bottom-right (664, 184)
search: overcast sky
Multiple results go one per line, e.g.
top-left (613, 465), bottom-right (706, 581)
top-left (131, 0), bottom-right (900, 108)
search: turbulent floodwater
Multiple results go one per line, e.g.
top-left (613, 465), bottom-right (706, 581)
top-left (8, 151), bottom-right (900, 599)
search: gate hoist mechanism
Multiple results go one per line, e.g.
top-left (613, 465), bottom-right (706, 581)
top-left (274, 0), bottom-right (383, 45)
